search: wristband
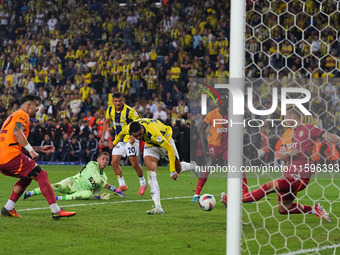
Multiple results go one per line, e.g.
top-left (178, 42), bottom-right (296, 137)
top-left (170, 171), bottom-right (177, 177)
top-left (24, 144), bottom-right (34, 153)
top-left (108, 185), bottom-right (116, 192)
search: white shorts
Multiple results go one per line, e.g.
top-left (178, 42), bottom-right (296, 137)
top-left (143, 138), bottom-right (179, 161)
top-left (112, 141), bottom-right (140, 157)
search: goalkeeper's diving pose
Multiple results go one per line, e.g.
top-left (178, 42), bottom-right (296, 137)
top-left (22, 152), bottom-right (125, 201)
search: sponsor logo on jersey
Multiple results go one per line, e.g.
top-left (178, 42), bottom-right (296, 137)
top-left (286, 142), bottom-right (298, 150)
top-left (217, 127), bottom-right (228, 133)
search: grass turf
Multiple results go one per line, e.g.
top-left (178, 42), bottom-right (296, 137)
top-left (0, 165), bottom-right (339, 255)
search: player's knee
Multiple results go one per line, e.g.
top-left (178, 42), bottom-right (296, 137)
top-left (78, 190), bottom-right (92, 200)
top-left (111, 158), bottom-right (120, 167)
top-left (130, 160), bottom-right (139, 169)
top-left (278, 204), bottom-right (289, 214)
top-left (278, 207), bottom-right (288, 214)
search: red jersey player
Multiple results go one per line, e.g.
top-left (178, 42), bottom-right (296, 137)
top-left (192, 92), bottom-right (248, 202)
top-left (221, 108), bottom-right (339, 222)
top-left (0, 94), bottom-right (76, 220)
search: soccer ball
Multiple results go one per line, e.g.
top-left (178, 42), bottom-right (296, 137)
top-left (198, 194), bottom-right (216, 211)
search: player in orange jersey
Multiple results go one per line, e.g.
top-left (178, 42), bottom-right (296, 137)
top-left (0, 94), bottom-right (76, 220)
top-left (192, 92), bottom-right (248, 202)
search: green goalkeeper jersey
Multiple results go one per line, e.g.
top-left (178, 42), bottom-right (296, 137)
top-left (70, 161), bottom-right (108, 191)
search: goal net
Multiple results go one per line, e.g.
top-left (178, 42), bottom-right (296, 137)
top-left (190, 0), bottom-right (340, 254)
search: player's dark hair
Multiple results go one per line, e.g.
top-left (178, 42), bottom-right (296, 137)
top-left (113, 92), bottom-right (124, 98)
top-left (130, 121), bottom-right (142, 133)
top-left (98, 151), bottom-right (110, 158)
top-left (20, 94), bottom-right (41, 105)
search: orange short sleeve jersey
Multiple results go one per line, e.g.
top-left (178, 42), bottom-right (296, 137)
top-left (203, 108), bottom-right (227, 146)
top-left (0, 109), bottom-right (30, 164)
top-left (282, 128), bottom-right (293, 151)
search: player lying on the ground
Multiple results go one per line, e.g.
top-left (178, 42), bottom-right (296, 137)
top-left (192, 91), bottom-right (248, 202)
top-left (22, 152), bottom-right (125, 200)
top-left (113, 118), bottom-right (196, 214)
top-left (221, 108), bottom-right (339, 222)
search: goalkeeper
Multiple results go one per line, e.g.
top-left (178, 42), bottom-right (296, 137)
top-left (22, 152), bottom-right (125, 201)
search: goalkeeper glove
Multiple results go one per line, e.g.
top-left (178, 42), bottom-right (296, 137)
top-left (100, 193), bottom-right (111, 200)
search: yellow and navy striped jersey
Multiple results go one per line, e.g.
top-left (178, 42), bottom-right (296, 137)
top-left (105, 104), bottom-right (139, 142)
top-left (113, 118), bottom-right (176, 172)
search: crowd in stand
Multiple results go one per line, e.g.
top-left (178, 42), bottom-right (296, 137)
top-left (0, 0), bottom-right (338, 164)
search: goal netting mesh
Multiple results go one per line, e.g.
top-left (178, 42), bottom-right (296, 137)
top-left (190, 0), bottom-right (340, 254)
top-left (241, 1), bottom-right (339, 254)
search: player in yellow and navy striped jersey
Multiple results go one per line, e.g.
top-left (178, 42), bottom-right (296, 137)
top-left (99, 92), bottom-right (147, 196)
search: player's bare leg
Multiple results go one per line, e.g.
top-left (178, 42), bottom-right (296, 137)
top-left (111, 154), bottom-right (128, 191)
top-left (3, 164), bottom-right (76, 220)
top-left (128, 155), bottom-right (147, 195)
top-left (144, 155), bottom-right (164, 215)
top-left (221, 180), bottom-right (277, 207)
top-left (192, 157), bottom-right (214, 202)
top-left (278, 199), bottom-right (331, 222)
top-left (2, 177), bottom-right (32, 217)
top-left (22, 180), bottom-right (70, 199)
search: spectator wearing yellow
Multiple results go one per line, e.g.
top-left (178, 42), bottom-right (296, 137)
top-left (170, 61), bottom-right (181, 84)
top-left (208, 35), bottom-right (219, 61)
top-left (120, 59), bottom-right (132, 81)
top-left (79, 82), bottom-right (92, 102)
top-left (110, 61), bottom-right (121, 87)
top-left (75, 45), bottom-right (87, 61)
top-left (21, 58), bottom-right (32, 76)
top-left (34, 64), bottom-right (47, 89)
top-left (4, 69), bottom-right (15, 88)
top-left (142, 69), bottom-right (157, 100)
top-left (170, 23), bottom-right (180, 40)
top-left (65, 50), bottom-right (76, 61)
top-left (36, 107), bottom-right (48, 123)
top-left (83, 68), bottom-right (92, 84)
top-left (215, 64), bottom-right (229, 83)
top-left (148, 43), bottom-right (158, 63)
top-left (117, 75), bottom-right (130, 97)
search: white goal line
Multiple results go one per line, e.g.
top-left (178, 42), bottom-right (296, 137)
top-left (278, 243), bottom-right (340, 255)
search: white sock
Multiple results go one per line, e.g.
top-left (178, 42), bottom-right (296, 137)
top-left (180, 161), bottom-right (197, 173)
top-left (117, 177), bottom-right (126, 186)
top-left (311, 206), bottom-right (316, 215)
top-left (49, 203), bottom-right (60, 214)
top-left (28, 191), bottom-right (34, 196)
top-left (147, 171), bottom-right (161, 208)
top-left (4, 199), bottom-right (15, 210)
top-left (139, 176), bottom-right (147, 186)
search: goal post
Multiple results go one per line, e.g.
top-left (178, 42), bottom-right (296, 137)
top-left (227, 0), bottom-right (247, 254)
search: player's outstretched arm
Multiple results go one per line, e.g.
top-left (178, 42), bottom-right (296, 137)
top-left (322, 132), bottom-right (340, 143)
top-left (198, 122), bottom-right (209, 156)
top-left (112, 126), bottom-right (129, 146)
top-left (103, 183), bottom-right (125, 198)
top-left (160, 139), bottom-right (178, 180)
top-left (13, 122), bottom-right (39, 160)
top-left (99, 118), bottom-right (111, 145)
top-left (35, 145), bottom-right (55, 153)
top-left (279, 146), bottom-right (299, 161)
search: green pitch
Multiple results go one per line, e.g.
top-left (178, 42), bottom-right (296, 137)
top-left (0, 165), bottom-right (339, 255)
